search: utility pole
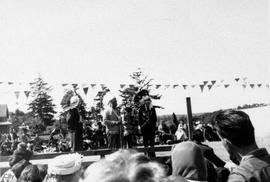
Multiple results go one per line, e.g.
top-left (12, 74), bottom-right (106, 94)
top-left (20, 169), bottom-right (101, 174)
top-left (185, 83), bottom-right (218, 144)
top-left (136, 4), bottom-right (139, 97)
top-left (186, 97), bottom-right (193, 140)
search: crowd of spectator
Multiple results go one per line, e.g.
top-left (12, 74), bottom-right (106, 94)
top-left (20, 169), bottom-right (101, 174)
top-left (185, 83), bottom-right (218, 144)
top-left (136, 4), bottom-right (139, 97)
top-left (0, 118), bottom-right (217, 156)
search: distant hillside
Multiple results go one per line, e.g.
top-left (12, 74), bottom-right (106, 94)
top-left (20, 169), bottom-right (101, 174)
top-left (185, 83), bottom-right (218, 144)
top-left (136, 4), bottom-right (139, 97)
top-left (157, 103), bottom-right (270, 125)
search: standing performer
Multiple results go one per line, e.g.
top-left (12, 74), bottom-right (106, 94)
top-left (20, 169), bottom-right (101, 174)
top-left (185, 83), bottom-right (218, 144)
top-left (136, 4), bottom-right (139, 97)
top-left (135, 89), bottom-right (157, 158)
top-left (103, 97), bottom-right (122, 149)
top-left (62, 91), bottom-right (82, 152)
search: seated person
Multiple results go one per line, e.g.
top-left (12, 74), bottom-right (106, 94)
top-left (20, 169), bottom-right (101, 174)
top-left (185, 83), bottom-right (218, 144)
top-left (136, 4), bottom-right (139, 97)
top-left (158, 120), bottom-right (175, 144)
top-left (33, 133), bottom-right (43, 152)
top-left (49, 128), bottom-right (63, 150)
top-left (19, 128), bottom-right (31, 144)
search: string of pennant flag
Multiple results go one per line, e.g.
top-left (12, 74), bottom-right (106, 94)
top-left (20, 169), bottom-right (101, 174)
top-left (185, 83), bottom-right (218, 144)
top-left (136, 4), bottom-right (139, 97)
top-left (0, 77), bottom-right (269, 100)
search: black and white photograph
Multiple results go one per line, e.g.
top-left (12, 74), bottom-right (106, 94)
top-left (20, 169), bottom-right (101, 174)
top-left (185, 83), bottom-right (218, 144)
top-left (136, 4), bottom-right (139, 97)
top-left (0, 0), bottom-right (269, 181)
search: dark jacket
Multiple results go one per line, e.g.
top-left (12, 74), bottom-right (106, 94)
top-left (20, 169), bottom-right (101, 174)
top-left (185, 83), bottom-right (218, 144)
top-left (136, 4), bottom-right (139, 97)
top-left (66, 108), bottom-right (80, 131)
top-left (197, 143), bottom-right (225, 168)
top-left (229, 148), bottom-right (270, 182)
top-left (138, 105), bottom-right (157, 133)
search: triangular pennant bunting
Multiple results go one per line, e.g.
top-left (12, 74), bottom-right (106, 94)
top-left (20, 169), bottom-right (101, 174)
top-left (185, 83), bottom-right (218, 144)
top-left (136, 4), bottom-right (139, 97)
top-left (257, 84), bottom-right (262, 88)
top-left (242, 84), bottom-right (247, 89)
top-left (266, 84), bottom-right (270, 89)
top-left (72, 84), bottom-right (78, 89)
top-left (199, 84), bottom-right (205, 92)
top-left (15, 91), bottom-right (20, 99)
top-left (211, 80), bottom-right (216, 85)
top-left (182, 85), bottom-right (188, 90)
top-left (203, 81), bottom-right (208, 85)
top-left (100, 84), bottom-right (106, 90)
top-left (120, 84), bottom-right (126, 89)
top-left (250, 84), bottom-right (255, 89)
top-left (164, 85), bottom-right (170, 89)
top-left (62, 83), bottom-right (68, 87)
top-left (8, 82), bottom-right (14, 85)
top-left (235, 78), bottom-right (240, 82)
top-left (155, 85), bottom-right (161, 89)
top-left (191, 85), bottom-right (196, 88)
top-left (90, 84), bottom-right (96, 89)
top-left (224, 84), bottom-right (230, 88)
top-left (83, 87), bottom-right (89, 95)
top-left (173, 85), bottom-right (179, 89)
top-left (207, 85), bottom-right (213, 90)
top-left (24, 91), bottom-right (30, 98)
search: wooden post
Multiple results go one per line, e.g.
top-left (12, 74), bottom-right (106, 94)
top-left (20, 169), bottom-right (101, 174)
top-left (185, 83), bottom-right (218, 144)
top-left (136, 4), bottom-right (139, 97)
top-left (186, 97), bottom-right (193, 140)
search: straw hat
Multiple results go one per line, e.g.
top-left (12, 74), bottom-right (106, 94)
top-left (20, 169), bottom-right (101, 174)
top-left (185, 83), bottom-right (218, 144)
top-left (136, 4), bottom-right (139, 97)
top-left (47, 153), bottom-right (83, 175)
top-left (63, 95), bottom-right (80, 112)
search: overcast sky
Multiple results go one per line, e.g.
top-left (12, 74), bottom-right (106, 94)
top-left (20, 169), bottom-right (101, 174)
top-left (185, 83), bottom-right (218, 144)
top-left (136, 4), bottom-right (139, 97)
top-left (0, 0), bottom-right (269, 114)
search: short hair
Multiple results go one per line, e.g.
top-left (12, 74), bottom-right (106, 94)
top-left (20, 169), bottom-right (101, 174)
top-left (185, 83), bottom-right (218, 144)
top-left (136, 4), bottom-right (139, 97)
top-left (214, 110), bottom-right (255, 147)
top-left (192, 129), bottom-right (205, 143)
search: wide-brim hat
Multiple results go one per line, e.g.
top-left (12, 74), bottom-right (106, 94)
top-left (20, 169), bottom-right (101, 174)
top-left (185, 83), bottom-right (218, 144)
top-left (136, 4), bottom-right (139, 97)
top-left (63, 95), bottom-right (79, 112)
top-left (133, 89), bottom-right (150, 103)
top-left (47, 153), bottom-right (83, 175)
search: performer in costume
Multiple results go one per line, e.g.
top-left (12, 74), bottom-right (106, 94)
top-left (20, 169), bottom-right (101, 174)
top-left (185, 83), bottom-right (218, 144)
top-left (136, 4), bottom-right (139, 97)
top-left (103, 97), bottom-right (122, 149)
top-left (62, 91), bottom-right (82, 152)
top-left (135, 89), bottom-right (157, 158)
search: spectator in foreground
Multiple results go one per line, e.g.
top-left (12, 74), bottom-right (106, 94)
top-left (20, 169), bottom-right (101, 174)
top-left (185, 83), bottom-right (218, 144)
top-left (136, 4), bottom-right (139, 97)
top-left (0, 143), bottom-right (33, 182)
top-left (80, 149), bottom-right (166, 182)
top-left (214, 110), bottom-right (270, 181)
top-left (43, 153), bottom-right (83, 182)
top-left (171, 141), bottom-right (208, 182)
top-left (18, 164), bottom-right (44, 182)
top-left (192, 129), bottom-right (225, 168)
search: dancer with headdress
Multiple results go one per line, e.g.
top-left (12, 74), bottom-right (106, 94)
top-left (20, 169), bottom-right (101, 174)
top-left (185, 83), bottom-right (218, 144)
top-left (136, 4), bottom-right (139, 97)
top-left (134, 89), bottom-right (157, 158)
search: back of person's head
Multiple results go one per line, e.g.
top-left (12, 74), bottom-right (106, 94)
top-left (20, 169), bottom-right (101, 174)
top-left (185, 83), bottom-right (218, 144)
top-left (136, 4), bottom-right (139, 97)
top-left (37, 164), bottom-right (48, 181)
top-left (44, 153), bottom-right (83, 182)
top-left (81, 149), bottom-right (166, 182)
top-left (18, 164), bottom-right (42, 182)
top-left (216, 167), bottom-right (230, 182)
top-left (192, 129), bottom-right (205, 143)
top-left (9, 143), bottom-right (33, 167)
top-left (128, 162), bottom-right (166, 182)
top-left (129, 153), bottom-right (151, 165)
top-left (214, 109), bottom-right (255, 148)
top-left (171, 141), bottom-right (207, 181)
top-left (80, 159), bottom-right (130, 182)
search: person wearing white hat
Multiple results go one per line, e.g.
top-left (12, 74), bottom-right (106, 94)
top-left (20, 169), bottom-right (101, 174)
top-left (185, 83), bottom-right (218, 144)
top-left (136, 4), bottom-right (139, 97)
top-left (64, 95), bottom-right (81, 152)
top-left (43, 153), bottom-right (83, 182)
